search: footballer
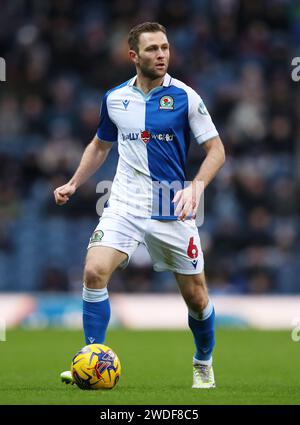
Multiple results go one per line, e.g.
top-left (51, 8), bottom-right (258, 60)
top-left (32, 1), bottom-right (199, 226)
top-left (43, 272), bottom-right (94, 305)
top-left (54, 22), bottom-right (225, 389)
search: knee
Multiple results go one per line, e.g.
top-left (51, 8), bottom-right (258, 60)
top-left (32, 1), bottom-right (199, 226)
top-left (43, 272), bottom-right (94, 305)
top-left (84, 262), bottom-right (110, 289)
top-left (185, 280), bottom-right (209, 313)
top-left (188, 295), bottom-right (209, 314)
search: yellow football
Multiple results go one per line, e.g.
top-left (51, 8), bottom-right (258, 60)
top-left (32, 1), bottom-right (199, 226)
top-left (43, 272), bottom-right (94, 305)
top-left (71, 344), bottom-right (121, 390)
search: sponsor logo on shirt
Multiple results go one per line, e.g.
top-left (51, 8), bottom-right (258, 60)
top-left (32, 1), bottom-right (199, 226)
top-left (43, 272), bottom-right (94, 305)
top-left (198, 100), bottom-right (208, 115)
top-left (122, 131), bottom-right (174, 143)
top-left (141, 130), bottom-right (151, 144)
top-left (122, 99), bottom-right (130, 110)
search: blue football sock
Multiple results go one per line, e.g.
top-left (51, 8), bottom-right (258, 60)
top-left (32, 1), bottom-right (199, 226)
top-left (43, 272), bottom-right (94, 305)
top-left (188, 298), bottom-right (215, 362)
top-left (82, 286), bottom-right (111, 345)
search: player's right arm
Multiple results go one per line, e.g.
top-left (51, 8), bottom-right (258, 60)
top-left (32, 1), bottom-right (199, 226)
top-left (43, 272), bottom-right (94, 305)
top-left (53, 136), bottom-right (113, 206)
top-left (54, 90), bottom-right (118, 206)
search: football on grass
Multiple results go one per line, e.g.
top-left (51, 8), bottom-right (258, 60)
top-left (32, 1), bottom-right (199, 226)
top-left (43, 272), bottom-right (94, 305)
top-left (71, 343), bottom-right (121, 390)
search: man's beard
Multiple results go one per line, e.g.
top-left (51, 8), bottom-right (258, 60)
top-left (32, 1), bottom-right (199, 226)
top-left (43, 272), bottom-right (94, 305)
top-left (138, 62), bottom-right (166, 80)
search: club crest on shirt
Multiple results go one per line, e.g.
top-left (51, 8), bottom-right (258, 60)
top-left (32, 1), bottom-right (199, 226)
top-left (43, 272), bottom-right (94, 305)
top-left (90, 230), bottom-right (104, 243)
top-left (159, 95), bottom-right (174, 110)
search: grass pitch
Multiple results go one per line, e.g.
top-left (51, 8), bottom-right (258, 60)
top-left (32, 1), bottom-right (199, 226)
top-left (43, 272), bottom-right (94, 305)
top-left (0, 328), bottom-right (299, 405)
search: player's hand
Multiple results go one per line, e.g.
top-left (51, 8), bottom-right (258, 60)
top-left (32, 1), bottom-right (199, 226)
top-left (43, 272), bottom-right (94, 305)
top-left (53, 182), bottom-right (77, 206)
top-left (172, 181), bottom-right (203, 221)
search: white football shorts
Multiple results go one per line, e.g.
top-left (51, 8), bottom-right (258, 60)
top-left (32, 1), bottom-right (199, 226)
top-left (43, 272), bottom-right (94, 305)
top-left (87, 208), bottom-right (204, 275)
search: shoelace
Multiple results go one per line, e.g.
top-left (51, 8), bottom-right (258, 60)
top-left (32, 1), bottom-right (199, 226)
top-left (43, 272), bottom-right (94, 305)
top-left (194, 365), bottom-right (210, 383)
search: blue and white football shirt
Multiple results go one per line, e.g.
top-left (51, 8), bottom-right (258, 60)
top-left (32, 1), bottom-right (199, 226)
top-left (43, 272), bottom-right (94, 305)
top-left (97, 73), bottom-right (219, 219)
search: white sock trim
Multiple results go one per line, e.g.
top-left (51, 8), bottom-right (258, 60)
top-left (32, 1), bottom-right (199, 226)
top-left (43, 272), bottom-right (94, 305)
top-left (82, 285), bottom-right (108, 303)
top-left (193, 357), bottom-right (213, 367)
top-left (189, 298), bottom-right (214, 321)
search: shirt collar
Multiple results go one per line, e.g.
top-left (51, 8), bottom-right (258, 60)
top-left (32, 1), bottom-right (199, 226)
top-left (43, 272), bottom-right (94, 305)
top-left (128, 73), bottom-right (172, 87)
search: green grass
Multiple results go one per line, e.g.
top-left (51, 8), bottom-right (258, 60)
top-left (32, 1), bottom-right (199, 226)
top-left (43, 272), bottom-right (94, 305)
top-left (0, 328), bottom-right (299, 405)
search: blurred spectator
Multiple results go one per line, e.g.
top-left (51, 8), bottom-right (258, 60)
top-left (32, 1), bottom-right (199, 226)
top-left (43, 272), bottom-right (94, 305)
top-left (0, 222), bottom-right (15, 253)
top-left (247, 268), bottom-right (274, 294)
top-left (0, 96), bottom-right (25, 137)
top-left (40, 266), bottom-right (70, 292)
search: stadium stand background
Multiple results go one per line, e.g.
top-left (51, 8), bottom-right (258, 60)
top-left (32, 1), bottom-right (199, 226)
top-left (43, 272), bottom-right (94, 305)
top-left (0, 0), bottom-right (299, 295)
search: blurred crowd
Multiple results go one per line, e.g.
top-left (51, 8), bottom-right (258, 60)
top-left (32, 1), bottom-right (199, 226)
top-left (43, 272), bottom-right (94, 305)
top-left (0, 0), bottom-right (300, 294)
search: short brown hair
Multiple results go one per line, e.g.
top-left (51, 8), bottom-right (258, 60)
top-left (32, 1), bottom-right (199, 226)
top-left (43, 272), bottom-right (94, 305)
top-left (128, 22), bottom-right (167, 52)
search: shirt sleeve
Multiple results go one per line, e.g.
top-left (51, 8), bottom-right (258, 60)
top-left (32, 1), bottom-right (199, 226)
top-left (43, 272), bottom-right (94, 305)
top-left (96, 92), bottom-right (118, 142)
top-left (187, 88), bottom-right (219, 145)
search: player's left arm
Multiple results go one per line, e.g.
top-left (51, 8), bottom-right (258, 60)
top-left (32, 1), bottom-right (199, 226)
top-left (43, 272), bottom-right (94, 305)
top-left (174, 135), bottom-right (225, 221)
top-left (193, 135), bottom-right (225, 190)
top-left (173, 89), bottom-right (225, 221)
